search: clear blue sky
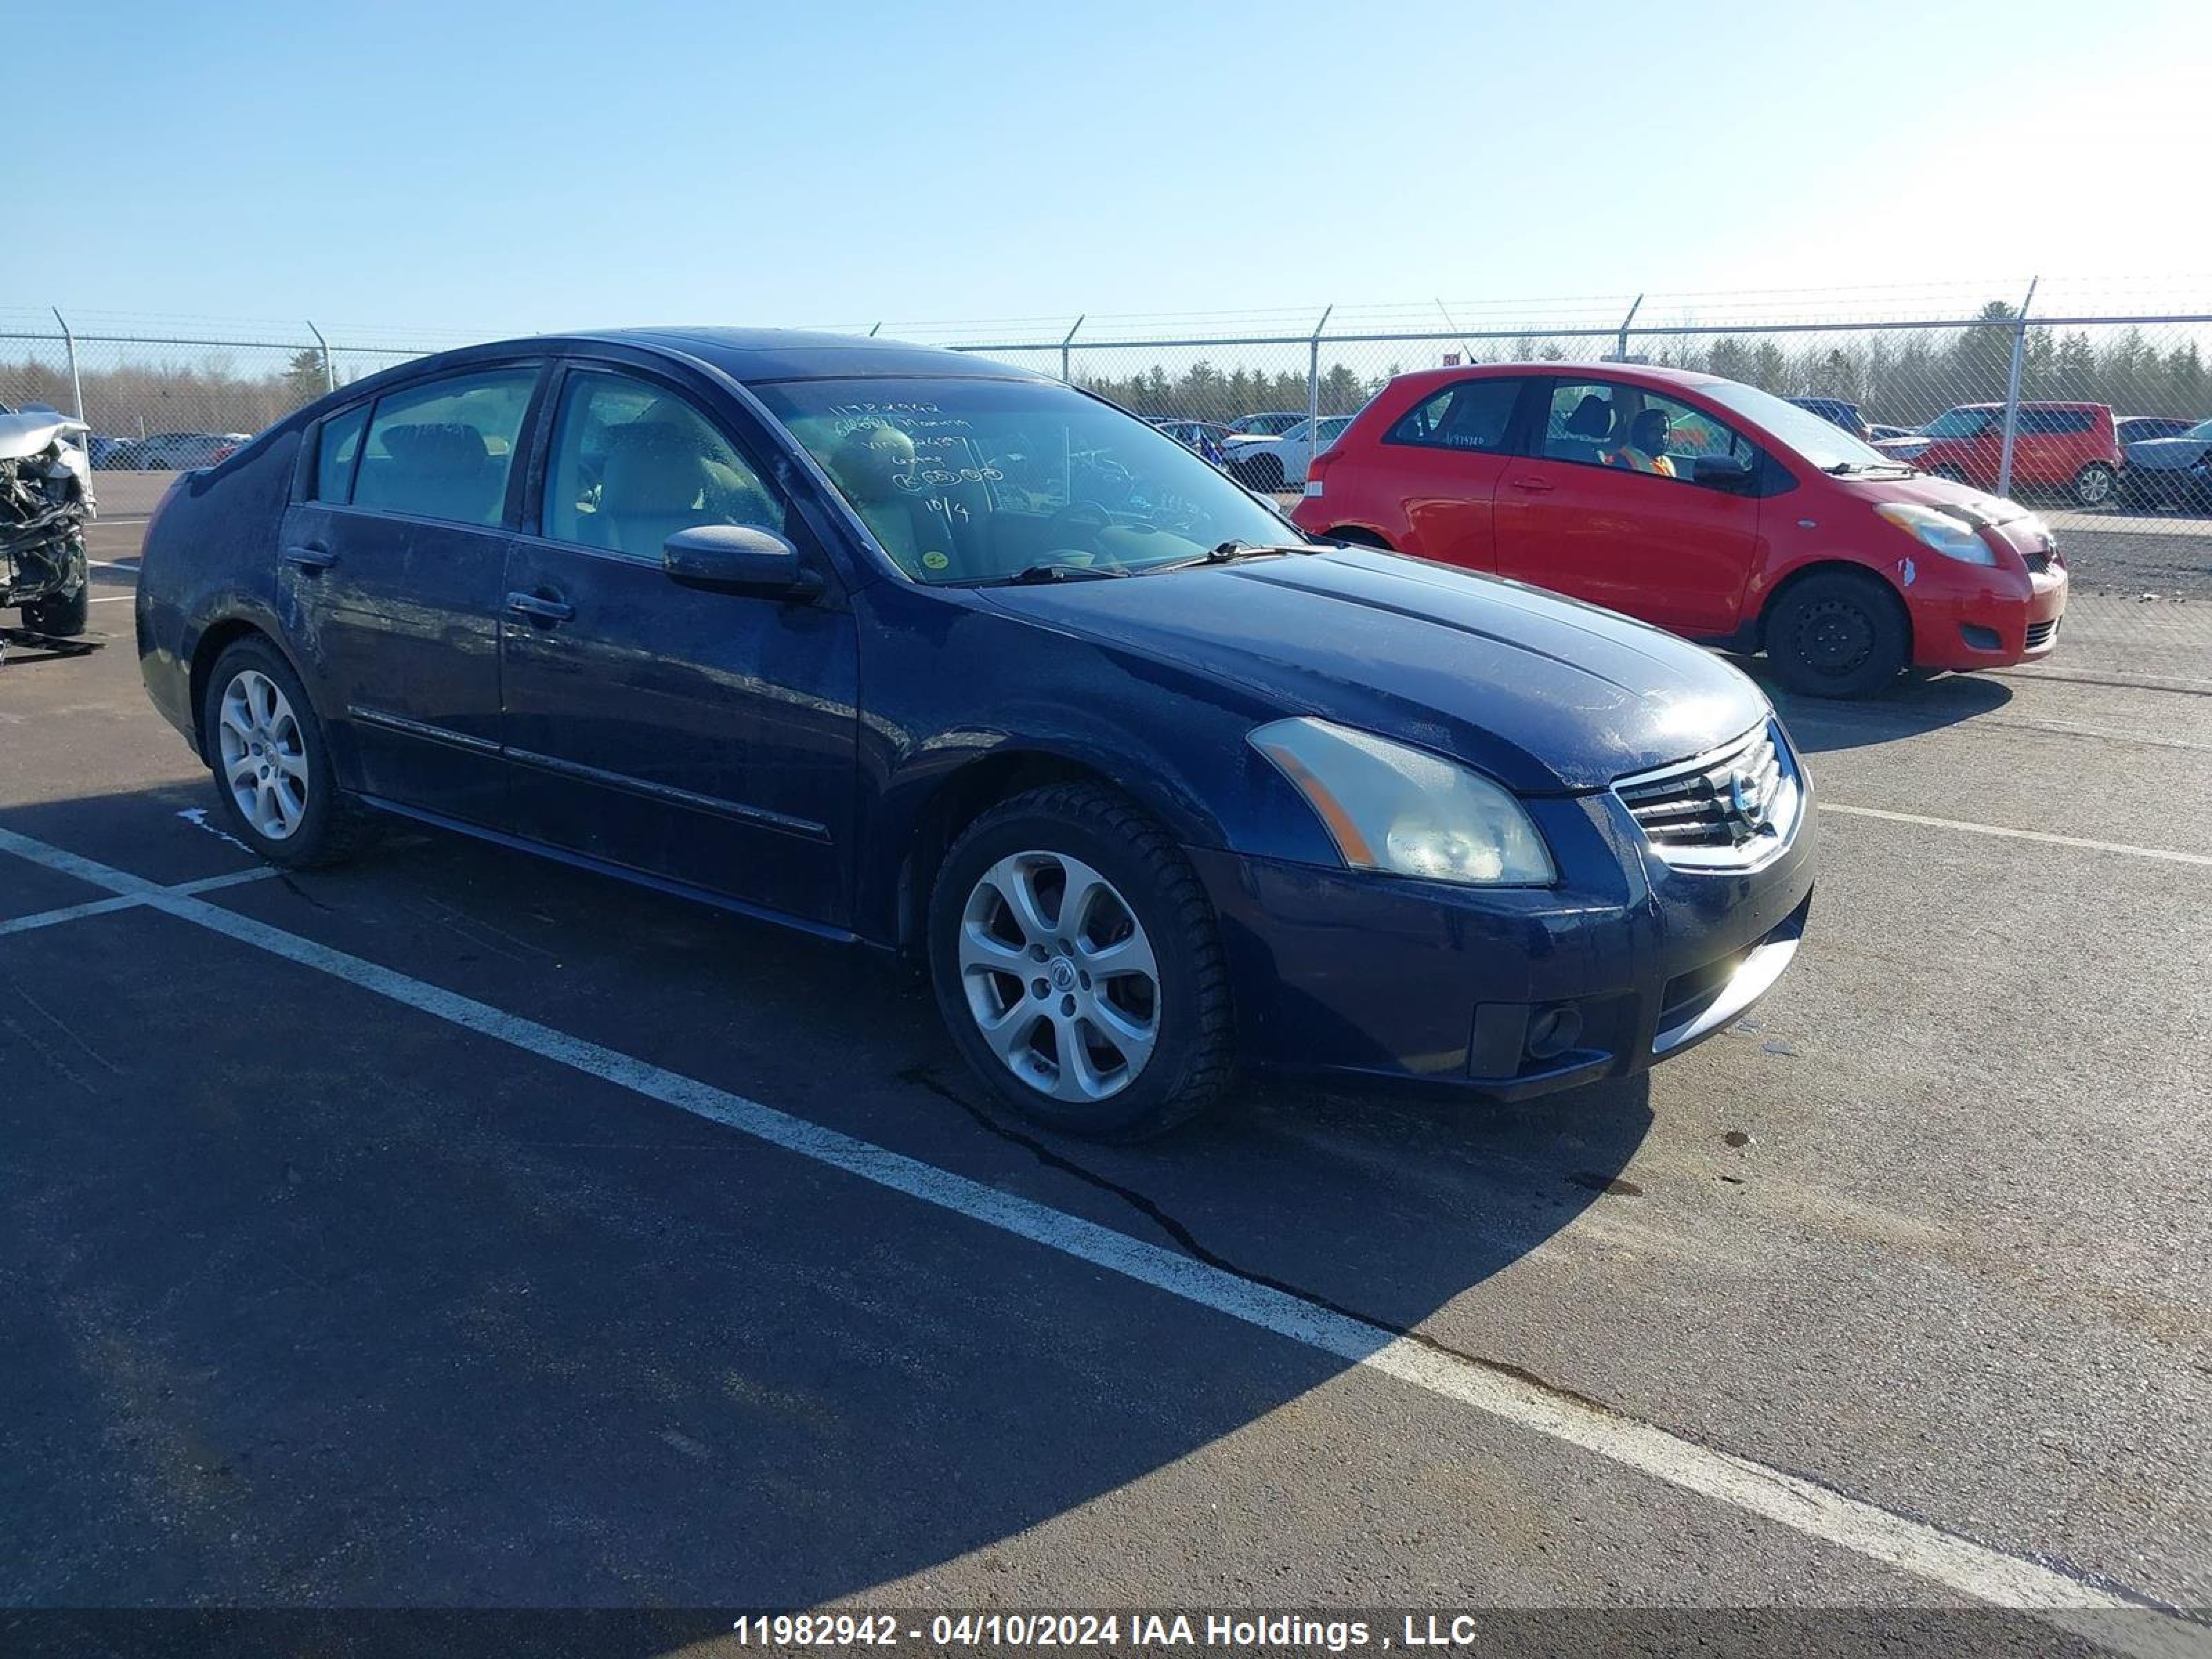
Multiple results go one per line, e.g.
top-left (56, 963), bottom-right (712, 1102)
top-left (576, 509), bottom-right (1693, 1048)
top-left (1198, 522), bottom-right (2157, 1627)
top-left (10, 0), bottom-right (2204, 337)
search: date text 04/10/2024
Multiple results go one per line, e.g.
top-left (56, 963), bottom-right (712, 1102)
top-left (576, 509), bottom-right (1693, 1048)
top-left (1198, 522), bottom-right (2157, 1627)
top-left (727, 1612), bottom-right (1494, 1650)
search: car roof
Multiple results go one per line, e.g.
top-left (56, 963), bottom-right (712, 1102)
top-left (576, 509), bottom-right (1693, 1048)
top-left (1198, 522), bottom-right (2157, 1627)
top-left (1384, 361), bottom-right (1730, 395)
top-left (353, 328), bottom-right (1054, 393)
top-left (1950, 400), bottom-right (2106, 412)
top-left (592, 326), bottom-right (1056, 384)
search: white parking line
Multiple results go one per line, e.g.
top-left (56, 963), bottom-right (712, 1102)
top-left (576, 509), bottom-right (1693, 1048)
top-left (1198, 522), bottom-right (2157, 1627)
top-left (0, 823), bottom-right (2188, 1640)
top-left (1824, 803), bottom-right (2212, 868)
top-left (0, 865), bottom-right (278, 937)
top-left (89, 594), bottom-right (135, 604)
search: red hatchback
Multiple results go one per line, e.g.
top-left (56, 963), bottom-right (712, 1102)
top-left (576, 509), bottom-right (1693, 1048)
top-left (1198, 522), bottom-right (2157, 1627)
top-left (1884, 401), bottom-right (2121, 506)
top-left (1292, 363), bottom-right (2068, 697)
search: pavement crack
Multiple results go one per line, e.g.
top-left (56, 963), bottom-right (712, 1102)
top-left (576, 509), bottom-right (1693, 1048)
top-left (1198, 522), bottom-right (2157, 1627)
top-left (275, 873), bottom-right (335, 913)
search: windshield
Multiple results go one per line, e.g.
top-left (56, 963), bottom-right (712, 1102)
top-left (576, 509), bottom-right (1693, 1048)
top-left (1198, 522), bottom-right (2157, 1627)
top-left (754, 376), bottom-right (1302, 584)
top-left (1696, 379), bottom-right (1902, 472)
top-left (1922, 407), bottom-right (1996, 439)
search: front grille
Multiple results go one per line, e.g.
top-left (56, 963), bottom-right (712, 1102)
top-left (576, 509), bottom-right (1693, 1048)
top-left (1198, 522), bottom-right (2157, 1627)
top-left (1613, 722), bottom-right (1801, 872)
top-left (2025, 617), bottom-right (2059, 649)
top-left (2024, 550), bottom-right (2052, 573)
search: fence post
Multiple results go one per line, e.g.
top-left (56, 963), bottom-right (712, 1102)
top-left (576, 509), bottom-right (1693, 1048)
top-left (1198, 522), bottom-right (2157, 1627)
top-left (306, 319), bottom-right (337, 393)
top-left (1060, 315), bottom-right (1085, 384)
top-left (1307, 306), bottom-right (1333, 466)
top-left (1995, 276), bottom-right (2037, 500)
top-left (1615, 294), bottom-right (1644, 362)
top-left (50, 308), bottom-right (85, 422)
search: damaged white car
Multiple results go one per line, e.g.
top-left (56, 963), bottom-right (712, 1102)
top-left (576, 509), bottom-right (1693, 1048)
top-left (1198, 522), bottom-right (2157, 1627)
top-left (0, 402), bottom-right (97, 636)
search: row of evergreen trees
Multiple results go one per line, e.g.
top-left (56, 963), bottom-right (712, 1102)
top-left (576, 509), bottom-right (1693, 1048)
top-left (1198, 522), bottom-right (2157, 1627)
top-left (1078, 305), bottom-right (2211, 430)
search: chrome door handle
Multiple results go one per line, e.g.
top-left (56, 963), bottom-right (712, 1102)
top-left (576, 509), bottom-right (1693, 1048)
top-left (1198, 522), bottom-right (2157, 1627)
top-left (506, 592), bottom-right (574, 624)
top-left (282, 544), bottom-right (337, 570)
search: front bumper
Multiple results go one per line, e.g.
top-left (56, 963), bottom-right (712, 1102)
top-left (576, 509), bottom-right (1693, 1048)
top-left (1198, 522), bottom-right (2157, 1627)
top-left (1190, 780), bottom-right (1816, 1100)
top-left (1909, 561), bottom-right (2068, 670)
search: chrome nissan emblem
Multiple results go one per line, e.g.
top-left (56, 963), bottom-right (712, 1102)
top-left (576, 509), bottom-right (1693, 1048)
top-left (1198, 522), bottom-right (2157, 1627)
top-left (1049, 957), bottom-right (1078, 991)
top-left (1727, 768), bottom-right (1768, 833)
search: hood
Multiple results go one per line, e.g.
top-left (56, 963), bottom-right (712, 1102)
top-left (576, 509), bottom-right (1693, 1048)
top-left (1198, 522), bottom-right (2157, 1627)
top-left (2126, 435), bottom-right (2212, 469)
top-left (977, 549), bottom-right (1770, 793)
top-left (1873, 435), bottom-right (1931, 458)
top-left (0, 410), bottom-right (90, 463)
top-left (1845, 472), bottom-right (2041, 529)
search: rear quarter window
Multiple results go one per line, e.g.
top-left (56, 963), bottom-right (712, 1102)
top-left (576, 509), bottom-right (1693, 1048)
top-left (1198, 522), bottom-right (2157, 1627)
top-left (311, 404), bottom-right (368, 503)
top-left (1385, 379), bottom-right (1524, 452)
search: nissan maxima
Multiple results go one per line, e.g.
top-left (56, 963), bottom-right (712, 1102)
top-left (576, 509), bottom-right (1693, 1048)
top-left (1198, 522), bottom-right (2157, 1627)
top-left (137, 329), bottom-right (1814, 1140)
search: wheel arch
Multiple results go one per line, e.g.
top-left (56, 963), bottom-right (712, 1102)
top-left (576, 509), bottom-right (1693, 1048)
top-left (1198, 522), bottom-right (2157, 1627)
top-left (886, 746), bottom-right (1212, 956)
top-left (1322, 524), bottom-right (1395, 550)
top-left (186, 613), bottom-right (318, 756)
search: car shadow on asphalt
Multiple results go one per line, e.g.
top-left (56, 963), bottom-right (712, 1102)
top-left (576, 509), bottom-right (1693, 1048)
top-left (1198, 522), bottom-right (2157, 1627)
top-left (0, 782), bottom-right (1649, 1609)
top-left (1735, 661), bottom-right (2014, 756)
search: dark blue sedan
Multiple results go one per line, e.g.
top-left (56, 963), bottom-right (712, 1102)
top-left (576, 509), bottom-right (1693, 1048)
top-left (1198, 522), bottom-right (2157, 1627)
top-left (136, 329), bottom-right (1814, 1139)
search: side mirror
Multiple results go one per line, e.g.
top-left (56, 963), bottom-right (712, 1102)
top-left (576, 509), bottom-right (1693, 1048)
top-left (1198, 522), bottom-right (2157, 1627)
top-left (1691, 454), bottom-right (1755, 489)
top-left (662, 523), bottom-right (823, 599)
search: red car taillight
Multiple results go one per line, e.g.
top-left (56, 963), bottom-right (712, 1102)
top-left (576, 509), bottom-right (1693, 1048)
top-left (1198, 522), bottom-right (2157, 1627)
top-left (1304, 447), bottom-right (1339, 498)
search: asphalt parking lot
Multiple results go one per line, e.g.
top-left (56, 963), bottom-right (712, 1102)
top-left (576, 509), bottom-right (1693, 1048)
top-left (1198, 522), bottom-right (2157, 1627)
top-left (4, 523), bottom-right (2209, 1649)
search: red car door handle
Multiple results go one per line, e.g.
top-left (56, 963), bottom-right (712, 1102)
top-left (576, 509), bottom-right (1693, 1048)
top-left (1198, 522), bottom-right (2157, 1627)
top-left (1507, 476), bottom-right (1555, 493)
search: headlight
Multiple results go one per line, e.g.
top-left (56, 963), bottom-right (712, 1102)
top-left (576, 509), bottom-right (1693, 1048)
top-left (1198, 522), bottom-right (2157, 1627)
top-left (1249, 717), bottom-right (1555, 886)
top-left (1873, 502), bottom-right (1997, 565)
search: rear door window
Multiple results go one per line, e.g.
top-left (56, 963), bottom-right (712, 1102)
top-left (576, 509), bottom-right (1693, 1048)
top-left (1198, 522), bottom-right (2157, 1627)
top-left (352, 368), bottom-right (538, 527)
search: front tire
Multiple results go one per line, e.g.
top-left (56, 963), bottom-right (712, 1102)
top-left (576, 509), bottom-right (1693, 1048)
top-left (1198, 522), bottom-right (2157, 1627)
top-left (20, 537), bottom-right (89, 636)
top-left (1764, 571), bottom-right (1909, 699)
top-left (200, 638), bottom-right (377, 868)
top-left (928, 783), bottom-right (1233, 1141)
top-left (2072, 462), bottom-right (2116, 507)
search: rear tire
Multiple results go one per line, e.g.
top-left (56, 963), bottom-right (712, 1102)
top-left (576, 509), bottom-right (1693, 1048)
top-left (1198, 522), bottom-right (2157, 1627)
top-left (2071, 462), bottom-right (2116, 507)
top-left (1242, 454), bottom-right (1284, 493)
top-left (200, 637), bottom-right (379, 868)
top-left (928, 782), bottom-right (1232, 1141)
top-left (1764, 571), bottom-right (1909, 699)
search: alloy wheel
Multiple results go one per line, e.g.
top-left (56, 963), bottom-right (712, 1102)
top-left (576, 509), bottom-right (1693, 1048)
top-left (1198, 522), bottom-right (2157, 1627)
top-left (216, 669), bottom-right (310, 841)
top-left (957, 850), bottom-right (1161, 1105)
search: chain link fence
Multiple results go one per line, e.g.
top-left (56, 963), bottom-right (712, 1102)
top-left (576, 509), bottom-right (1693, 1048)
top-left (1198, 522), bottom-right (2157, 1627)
top-left (5, 288), bottom-right (2206, 673)
top-left (919, 290), bottom-right (2211, 676)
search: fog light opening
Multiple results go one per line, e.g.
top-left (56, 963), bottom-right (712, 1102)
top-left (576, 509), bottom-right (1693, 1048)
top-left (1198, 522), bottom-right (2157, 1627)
top-left (1526, 1004), bottom-right (1583, 1062)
